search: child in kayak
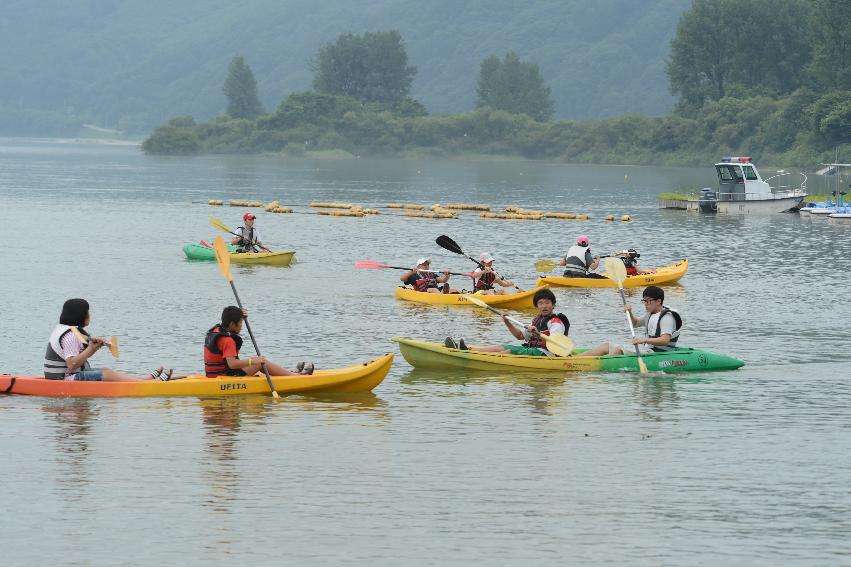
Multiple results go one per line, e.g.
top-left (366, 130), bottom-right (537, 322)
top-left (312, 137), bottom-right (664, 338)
top-left (444, 288), bottom-right (569, 356)
top-left (616, 249), bottom-right (641, 275)
top-left (400, 258), bottom-right (455, 294)
top-left (44, 298), bottom-right (173, 381)
top-left (471, 253), bottom-right (515, 295)
top-left (204, 306), bottom-right (314, 377)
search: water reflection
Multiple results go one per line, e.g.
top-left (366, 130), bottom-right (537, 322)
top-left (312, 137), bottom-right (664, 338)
top-left (41, 399), bottom-right (98, 500)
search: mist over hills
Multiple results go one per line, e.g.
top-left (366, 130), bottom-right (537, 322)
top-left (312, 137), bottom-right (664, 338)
top-left (0, 0), bottom-right (690, 135)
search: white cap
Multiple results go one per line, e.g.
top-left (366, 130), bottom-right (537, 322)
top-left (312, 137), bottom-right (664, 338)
top-left (416, 257), bottom-right (430, 266)
top-left (480, 252), bottom-right (495, 263)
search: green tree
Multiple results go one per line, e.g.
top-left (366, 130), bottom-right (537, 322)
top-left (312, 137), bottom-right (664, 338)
top-left (141, 116), bottom-right (199, 155)
top-left (223, 56), bottom-right (264, 119)
top-left (807, 0), bottom-right (851, 90)
top-left (312, 31), bottom-right (416, 104)
top-left (476, 52), bottom-right (554, 122)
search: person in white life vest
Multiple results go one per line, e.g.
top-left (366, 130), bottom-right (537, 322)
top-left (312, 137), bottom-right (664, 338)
top-left (231, 212), bottom-right (264, 252)
top-left (44, 298), bottom-right (174, 381)
top-left (559, 234), bottom-right (603, 278)
top-left (583, 285), bottom-right (683, 356)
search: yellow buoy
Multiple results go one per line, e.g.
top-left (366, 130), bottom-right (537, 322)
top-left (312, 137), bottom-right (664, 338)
top-left (208, 199), bottom-right (223, 206)
top-left (606, 214), bottom-right (615, 221)
top-left (621, 214), bottom-right (632, 222)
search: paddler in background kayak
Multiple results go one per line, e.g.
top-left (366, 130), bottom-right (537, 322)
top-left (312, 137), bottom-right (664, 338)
top-left (204, 306), bottom-right (314, 377)
top-left (615, 248), bottom-right (641, 275)
top-left (44, 298), bottom-right (174, 381)
top-left (471, 253), bottom-right (515, 295)
top-left (444, 288), bottom-right (569, 355)
top-left (559, 234), bottom-right (604, 278)
top-left (400, 257), bottom-right (456, 294)
top-left (231, 212), bottom-right (264, 253)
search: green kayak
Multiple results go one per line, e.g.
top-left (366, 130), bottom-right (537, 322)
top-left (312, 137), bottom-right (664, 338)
top-left (182, 243), bottom-right (296, 266)
top-left (392, 338), bottom-right (745, 373)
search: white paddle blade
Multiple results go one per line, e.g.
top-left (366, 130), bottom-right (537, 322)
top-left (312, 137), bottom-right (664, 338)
top-left (604, 256), bottom-right (627, 288)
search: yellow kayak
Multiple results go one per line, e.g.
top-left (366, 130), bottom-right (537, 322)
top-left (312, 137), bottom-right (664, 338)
top-left (394, 286), bottom-right (545, 309)
top-left (537, 259), bottom-right (688, 288)
top-left (0, 354), bottom-right (393, 397)
top-left (183, 243), bottom-right (296, 266)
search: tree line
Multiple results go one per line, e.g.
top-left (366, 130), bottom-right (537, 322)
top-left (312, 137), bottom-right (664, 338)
top-left (144, 0), bottom-right (850, 166)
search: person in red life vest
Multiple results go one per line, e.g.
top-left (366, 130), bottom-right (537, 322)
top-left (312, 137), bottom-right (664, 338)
top-left (616, 249), bottom-right (641, 275)
top-left (204, 306), bottom-right (314, 377)
top-left (471, 253), bottom-right (515, 295)
top-left (444, 288), bottom-right (569, 356)
top-left (44, 298), bottom-right (174, 381)
top-left (399, 257), bottom-right (456, 294)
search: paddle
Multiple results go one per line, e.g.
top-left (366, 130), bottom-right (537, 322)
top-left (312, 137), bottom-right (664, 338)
top-left (69, 327), bottom-right (119, 358)
top-left (463, 294), bottom-right (575, 357)
top-left (436, 235), bottom-right (522, 290)
top-left (212, 236), bottom-right (279, 398)
top-left (209, 217), bottom-right (272, 253)
top-left (536, 254), bottom-right (619, 273)
top-left (354, 260), bottom-right (474, 277)
top-left (604, 256), bottom-right (648, 374)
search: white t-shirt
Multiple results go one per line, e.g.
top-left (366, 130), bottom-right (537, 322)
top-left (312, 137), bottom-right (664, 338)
top-left (635, 311), bottom-right (677, 338)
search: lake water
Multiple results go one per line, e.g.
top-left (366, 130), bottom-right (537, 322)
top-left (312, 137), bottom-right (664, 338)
top-left (1, 139), bottom-right (850, 566)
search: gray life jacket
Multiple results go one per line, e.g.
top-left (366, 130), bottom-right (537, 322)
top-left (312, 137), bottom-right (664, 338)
top-left (563, 245), bottom-right (591, 274)
top-left (647, 307), bottom-right (683, 352)
top-left (236, 226), bottom-right (258, 252)
top-left (44, 324), bottom-right (91, 379)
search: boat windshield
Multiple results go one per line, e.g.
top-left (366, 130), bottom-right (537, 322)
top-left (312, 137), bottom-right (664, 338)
top-left (743, 165), bottom-right (758, 180)
top-left (717, 165), bottom-right (744, 183)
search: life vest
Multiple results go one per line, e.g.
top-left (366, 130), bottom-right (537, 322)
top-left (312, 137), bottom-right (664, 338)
top-left (622, 256), bottom-right (639, 275)
top-left (44, 324), bottom-right (91, 379)
top-left (524, 313), bottom-right (570, 349)
top-left (236, 226), bottom-right (258, 252)
top-left (474, 270), bottom-right (497, 291)
top-left (204, 325), bottom-right (244, 377)
top-left (563, 245), bottom-right (591, 275)
top-left (647, 307), bottom-right (682, 351)
top-left (413, 271), bottom-right (439, 292)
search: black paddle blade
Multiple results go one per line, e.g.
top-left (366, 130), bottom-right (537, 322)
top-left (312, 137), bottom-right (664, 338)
top-left (436, 235), bottom-right (464, 255)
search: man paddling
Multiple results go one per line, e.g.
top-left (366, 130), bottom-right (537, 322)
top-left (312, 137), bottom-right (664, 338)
top-left (231, 213), bottom-right (264, 253)
top-left (471, 253), bottom-right (515, 295)
top-left (400, 258), bottom-right (454, 294)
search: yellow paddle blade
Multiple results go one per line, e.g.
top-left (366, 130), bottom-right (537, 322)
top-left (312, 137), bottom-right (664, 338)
top-left (209, 216), bottom-right (232, 234)
top-left (542, 333), bottom-right (575, 356)
top-left (535, 259), bottom-right (558, 272)
top-left (108, 336), bottom-right (119, 359)
top-left (213, 235), bottom-right (233, 282)
top-left (637, 355), bottom-right (648, 374)
top-left (604, 256), bottom-right (627, 288)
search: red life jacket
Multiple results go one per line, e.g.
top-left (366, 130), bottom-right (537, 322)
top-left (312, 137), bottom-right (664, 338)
top-left (414, 275), bottom-right (439, 292)
top-left (622, 256), bottom-right (639, 275)
top-left (203, 325), bottom-right (244, 377)
top-left (474, 270), bottom-right (497, 291)
top-left (524, 313), bottom-right (570, 349)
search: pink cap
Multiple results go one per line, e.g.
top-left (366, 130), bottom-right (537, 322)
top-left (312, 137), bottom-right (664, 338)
top-left (577, 234), bottom-right (589, 246)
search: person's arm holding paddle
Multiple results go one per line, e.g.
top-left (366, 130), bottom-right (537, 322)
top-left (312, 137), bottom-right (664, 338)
top-left (501, 313), bottom-right (526, 341)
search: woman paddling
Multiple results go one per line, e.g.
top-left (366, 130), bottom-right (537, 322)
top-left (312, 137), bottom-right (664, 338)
top-left (471, 253), bottom-right (515, 295)
top-left (44, 298), bottom-right (174, 381)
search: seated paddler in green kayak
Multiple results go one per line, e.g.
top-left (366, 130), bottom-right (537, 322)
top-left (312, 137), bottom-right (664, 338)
top-left (44, 298), bottom-right (175, 381)
top-left (231, 212), bottom-right (264, 253)
top-left (444, 288), bottom-right (569, 355)
top-left (583, 285), bottom-right (684, 356)
top-left (399, 257), bottom-right (457, 294)
top-left (471, 253), bottom-right (515, 295)
top-left (204, 306), bottom-right (315, 377)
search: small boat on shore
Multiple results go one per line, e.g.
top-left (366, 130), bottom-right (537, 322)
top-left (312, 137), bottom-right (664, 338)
top-left (0, 354), bottom-right (393, 397)
top-left (393, 338), bottom-right (744, 373)
top-left (537, 260), bottom-right (687, 288)
top-left (183, 243), bottom-right (296, 266)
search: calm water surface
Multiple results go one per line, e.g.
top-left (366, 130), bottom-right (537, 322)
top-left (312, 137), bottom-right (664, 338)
top-left (1, 140), bottom-right (850, 566)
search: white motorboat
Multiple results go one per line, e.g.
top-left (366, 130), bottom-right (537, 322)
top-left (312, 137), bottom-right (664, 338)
top-left (707, 157), bottom-right (807, 215)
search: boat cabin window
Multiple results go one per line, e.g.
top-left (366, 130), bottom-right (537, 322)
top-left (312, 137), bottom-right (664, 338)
top-left (717, 165), bottom-right (744, 183)
top-left (743, 165), bottom-right (758, 181)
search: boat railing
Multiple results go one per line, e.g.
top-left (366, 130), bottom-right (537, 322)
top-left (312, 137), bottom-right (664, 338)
top-left (718, 189), bottom-right (807, 202)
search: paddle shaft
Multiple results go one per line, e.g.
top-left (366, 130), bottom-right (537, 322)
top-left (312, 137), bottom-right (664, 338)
top-left (617, 287), bottom-right (645, 360)
top-left (228, 230), bottom-right (272, 253)
top-left (370, 264), bottom-right (473, 277)
top-left (226, 281), bottom-right (278, 395)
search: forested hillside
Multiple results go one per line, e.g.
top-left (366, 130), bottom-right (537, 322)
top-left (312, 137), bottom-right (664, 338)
top-left (0, 0), bottom-right (689, 135)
